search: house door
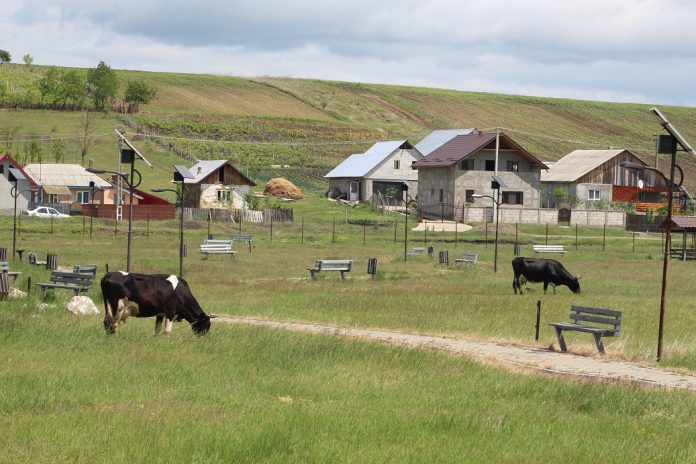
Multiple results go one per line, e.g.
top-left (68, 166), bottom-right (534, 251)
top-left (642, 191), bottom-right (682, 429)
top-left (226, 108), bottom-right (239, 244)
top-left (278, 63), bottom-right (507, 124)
top-left (558, 208), bottom-right (571, 225)
top-left (349, 181), bottom-right (360, 202)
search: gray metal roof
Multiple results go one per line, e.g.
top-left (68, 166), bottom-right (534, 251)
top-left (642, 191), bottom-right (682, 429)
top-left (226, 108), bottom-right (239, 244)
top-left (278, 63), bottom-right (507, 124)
top-left (325, 140), bottom-right (420, 178)
top-left (23, 164), bottom-right (112, 188)
top-left (415, 129), bottom-right (477, 156)
top-left (184, 160), bottom-right (229, 184)
top-left (541, 149), bottom-right (627, 182)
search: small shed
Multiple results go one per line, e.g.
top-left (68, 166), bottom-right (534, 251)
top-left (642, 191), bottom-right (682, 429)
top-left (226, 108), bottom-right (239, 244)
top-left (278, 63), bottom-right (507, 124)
top-left (660, 216), bottom-right (696, 261)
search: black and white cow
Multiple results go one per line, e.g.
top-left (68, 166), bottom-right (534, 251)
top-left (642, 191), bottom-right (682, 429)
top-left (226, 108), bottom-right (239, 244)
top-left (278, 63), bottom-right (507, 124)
top-left (512, 257), bottom-right (581, 295)
top-left (101, 272), bottom-right (211, 335)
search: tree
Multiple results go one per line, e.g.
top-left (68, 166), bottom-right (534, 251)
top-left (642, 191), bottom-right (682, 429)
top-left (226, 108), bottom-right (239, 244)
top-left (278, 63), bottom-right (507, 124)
top-left (75, 111), bottom-right (98, 165)
top-left (38, 66), bottom-right (61, 105)
top-left (58, 70), bottom-right (86, 109)
top-left (86, 61), bottom-right (117, 110)
top-left (124, 79), bottom-right (157, 113)
top-left (0, 49), bottom-right (11, 65)
top-left (22, 54), bottom-right (33, 67)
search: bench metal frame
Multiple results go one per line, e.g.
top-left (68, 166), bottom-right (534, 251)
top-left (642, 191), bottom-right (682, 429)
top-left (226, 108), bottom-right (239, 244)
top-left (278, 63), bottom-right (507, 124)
top-left (307, 259), bottom-right (353, 280)
top-left (549, 305), bottom-right (622, 354)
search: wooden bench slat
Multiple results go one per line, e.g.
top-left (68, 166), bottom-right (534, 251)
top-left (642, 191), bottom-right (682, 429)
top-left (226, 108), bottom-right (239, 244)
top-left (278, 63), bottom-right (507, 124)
top-left (570, 314), bottom-right (621, 327)
top-left (570, 305), bottom-right (623, 318)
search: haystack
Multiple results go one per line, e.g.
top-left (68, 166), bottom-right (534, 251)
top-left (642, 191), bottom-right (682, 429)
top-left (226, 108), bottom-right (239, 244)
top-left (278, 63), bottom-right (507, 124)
top-left (264, 178), bottom-right (304, 199)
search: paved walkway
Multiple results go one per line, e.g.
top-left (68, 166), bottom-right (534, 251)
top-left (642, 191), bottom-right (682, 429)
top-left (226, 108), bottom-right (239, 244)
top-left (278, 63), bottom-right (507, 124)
top-left (217, 316), bottom-right (696, 392)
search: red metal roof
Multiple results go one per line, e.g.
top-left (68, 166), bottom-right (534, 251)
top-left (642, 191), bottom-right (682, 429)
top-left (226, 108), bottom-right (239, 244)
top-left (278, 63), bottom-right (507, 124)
top-left (411, 132), bottom-right (545, 168)
top-left (0, 151), bottom-right (38, 186)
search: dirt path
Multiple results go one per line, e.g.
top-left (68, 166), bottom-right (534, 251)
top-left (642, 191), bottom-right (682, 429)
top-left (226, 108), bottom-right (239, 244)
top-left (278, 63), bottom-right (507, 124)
top-left (217, 316), bottom-right (696, 392)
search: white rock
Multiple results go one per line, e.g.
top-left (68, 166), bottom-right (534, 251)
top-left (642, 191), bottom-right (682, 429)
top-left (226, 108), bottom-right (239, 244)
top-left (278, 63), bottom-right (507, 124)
top-left (66, 296), bottom-right (100, 316)
top-left (8, 288), bottom-right (27, 299)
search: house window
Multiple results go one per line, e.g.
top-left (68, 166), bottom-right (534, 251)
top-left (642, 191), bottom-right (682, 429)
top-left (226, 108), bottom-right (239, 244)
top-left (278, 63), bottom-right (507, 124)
top-left (217, 189), bottom-right (231, 201)
top-left (502, 191), bottom-right (524, 205)
top-left (76, 191), bottom-right (90, 204)
top-left (460, 159), bottom-right (472, 171)
top-left (485, 160), bottom-right (496, 171)
top-left (588, 189), bottom-right (601, 201)
top-left (394, 160), bottom-right (400, 169)
top-left (0, 165), bottom-right (4, 174)
top-left (507, 161), bottom-right (519, 172)
top-left (465, 189), bottom-right (475, 203)
top-left (439, 189), bottom-right (444, 203)
top-left (218, 168), bottom-right (225, 183)
top-left (48, 194), bottom-right (59, 204)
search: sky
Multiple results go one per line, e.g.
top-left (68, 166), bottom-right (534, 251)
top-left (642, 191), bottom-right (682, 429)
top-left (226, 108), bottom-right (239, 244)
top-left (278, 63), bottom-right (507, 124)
top-left (4, 0), bottom-right (696, 106)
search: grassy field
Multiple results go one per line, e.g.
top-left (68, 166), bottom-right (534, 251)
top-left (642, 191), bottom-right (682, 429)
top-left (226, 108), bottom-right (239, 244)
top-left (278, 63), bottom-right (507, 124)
top-left (2, 209), bottom-right (696, 462)
top-left (4, 64), bottom-right (696, 461)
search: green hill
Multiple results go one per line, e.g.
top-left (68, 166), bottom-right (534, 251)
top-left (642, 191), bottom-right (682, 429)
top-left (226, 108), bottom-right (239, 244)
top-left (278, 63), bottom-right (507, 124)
top-left (2, 64), bottom-right (696, 195)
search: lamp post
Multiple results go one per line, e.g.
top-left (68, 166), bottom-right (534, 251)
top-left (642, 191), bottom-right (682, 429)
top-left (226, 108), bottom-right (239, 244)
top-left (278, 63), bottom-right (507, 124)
top-left (89, 180), bottom-right (95, 238)
top-left (8, 168), bottom-right (34, 262)
top-left (472, 192), bottom-right (502, 272)
top-left (87, 166), bottom-right (141, 272)
top-left (152, 165), bottom-right (194, 278)
top-left (620, 160), bottom-right (683, 361)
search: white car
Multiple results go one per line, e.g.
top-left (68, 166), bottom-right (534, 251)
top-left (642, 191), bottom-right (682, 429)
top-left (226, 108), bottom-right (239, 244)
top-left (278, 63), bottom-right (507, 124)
top-left (23, 207), bottom-right (71, 218)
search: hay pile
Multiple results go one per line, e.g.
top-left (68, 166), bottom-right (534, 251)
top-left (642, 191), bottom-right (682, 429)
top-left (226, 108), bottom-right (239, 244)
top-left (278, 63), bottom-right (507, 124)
top-left (264, 178), bottom-right (304, 199)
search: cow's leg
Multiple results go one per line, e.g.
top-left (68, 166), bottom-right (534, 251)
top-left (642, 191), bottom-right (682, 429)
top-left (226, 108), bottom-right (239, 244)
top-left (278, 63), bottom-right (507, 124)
top-left (155, 315), bottom-right (164, 335)
top-left (164, 311), bottom-right (176, 334)
top-left (543, 282), bottom-right (548, 294)
top-left (552, 284), bottom-right (557, 295)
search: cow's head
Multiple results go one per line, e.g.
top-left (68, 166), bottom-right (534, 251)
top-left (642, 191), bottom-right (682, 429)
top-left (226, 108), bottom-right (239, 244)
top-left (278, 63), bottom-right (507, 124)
top-left (569, 276), bottom-right (581, 294)
top-left (191, 314), bottom-right (211, 336)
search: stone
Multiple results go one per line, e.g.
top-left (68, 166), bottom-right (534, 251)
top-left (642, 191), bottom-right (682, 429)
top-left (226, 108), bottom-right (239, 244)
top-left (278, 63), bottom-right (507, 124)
top-left (66, 296), bottom-right (100, 316)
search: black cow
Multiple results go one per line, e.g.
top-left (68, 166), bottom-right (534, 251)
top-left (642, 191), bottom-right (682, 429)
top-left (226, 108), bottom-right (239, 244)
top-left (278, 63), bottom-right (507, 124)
top-left (512, 257), bottom-right (581, 295)
top-left (101, 272), bottom-right (211, 335)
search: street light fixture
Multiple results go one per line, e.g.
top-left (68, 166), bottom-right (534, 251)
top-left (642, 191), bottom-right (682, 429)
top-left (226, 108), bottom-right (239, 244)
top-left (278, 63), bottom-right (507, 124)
top-left (151, 164), bottom-right (193, 278)
top-left (87, 166), bottom-right (142, 272)
top-left (620, 107), bottom-right (694, 361)
top-left (472, 191), bottom-right (501, 273)
top-left (8, 168), bottom-right (34, 262)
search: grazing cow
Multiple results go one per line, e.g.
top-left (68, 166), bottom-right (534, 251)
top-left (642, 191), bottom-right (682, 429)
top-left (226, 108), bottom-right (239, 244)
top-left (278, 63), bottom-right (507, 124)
top-left (512, 257), bottom-right (581, 295)
top-left (101, 272), bottom-right (211, 335)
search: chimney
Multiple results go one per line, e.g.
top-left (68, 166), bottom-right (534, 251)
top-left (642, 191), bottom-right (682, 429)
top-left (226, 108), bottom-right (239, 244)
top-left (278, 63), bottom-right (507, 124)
top-left (88, 159), bottom-right (94, 169)
top-left (197, 167), bottom-right (202, 174)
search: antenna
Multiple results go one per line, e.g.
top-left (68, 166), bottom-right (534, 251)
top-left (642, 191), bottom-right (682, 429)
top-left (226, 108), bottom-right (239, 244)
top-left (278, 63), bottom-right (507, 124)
top-left (114, 129), bottom-right (153, 167)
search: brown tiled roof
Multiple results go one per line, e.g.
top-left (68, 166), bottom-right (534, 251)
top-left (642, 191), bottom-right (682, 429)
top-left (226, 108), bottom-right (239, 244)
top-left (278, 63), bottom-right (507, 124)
top-left (411, 132), bottom-right (545, 168)
top-left (660, 216), bottom-right (696, 231)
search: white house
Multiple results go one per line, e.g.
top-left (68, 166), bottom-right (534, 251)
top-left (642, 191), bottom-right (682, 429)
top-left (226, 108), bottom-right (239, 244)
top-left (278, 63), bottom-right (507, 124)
top-left (325, 140), bottom-right (423, 202)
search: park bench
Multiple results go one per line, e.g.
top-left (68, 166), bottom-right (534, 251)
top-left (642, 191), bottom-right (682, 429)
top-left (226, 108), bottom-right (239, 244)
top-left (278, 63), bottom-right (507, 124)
top-left (28, 252), bottom-right (47, 265)
top-left (73, 264), bottom-right (98, 278)
top-left (454, 252), bottom-right (478, 267)
top-left (533, 245), bottom-right (565, 254)
top-left (307, 259), bottom-right (353, 280)
top-left (200, 240), bottom-right (237, 259)
top-left (408, 247), bottom-right (425, 256)
top-left (0, 261), bottom-right (21, 280)
top-left (549, 305), bottom-right (622, 354)
top-left (231, 234), bottom-right (253, 253)
top-left (37, 271), bottom-right (95, 300)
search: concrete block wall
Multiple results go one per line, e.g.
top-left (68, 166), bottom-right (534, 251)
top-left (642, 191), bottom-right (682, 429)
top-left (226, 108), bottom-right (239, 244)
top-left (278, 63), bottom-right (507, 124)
top-left (462, 207), bottom-right (625, 227)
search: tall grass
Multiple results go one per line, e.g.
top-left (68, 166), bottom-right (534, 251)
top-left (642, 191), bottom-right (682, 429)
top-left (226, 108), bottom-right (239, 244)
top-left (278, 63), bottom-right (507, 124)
top-left (2, 309), bottom-right (696, 463)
